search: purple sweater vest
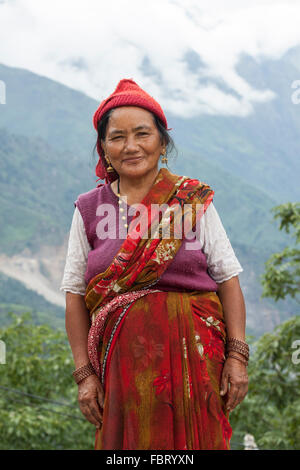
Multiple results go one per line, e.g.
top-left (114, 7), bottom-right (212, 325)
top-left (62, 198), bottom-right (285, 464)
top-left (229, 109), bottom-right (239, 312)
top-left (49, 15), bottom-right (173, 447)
top-left (75, 183), bottom-right (218, 293)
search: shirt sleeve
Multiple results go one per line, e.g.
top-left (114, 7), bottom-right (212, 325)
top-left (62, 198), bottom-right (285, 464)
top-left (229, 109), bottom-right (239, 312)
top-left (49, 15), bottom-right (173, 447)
top-left (60, 206), bottom-right (91, 296)
top-left (202, 202), bottom-right (244, 283)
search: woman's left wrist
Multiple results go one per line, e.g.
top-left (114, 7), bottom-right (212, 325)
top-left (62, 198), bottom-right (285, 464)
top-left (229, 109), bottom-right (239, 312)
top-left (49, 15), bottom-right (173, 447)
top-left (225, 337), bottom-right (249, 362)
top-left (226, 353), bottom-right (248, 367)
top-left (226, 350), bottom-right (246, 360)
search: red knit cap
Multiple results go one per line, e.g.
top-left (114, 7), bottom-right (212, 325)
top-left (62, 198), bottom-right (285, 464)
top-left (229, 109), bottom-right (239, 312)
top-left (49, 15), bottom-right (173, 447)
top-left (93, 78), bottom-right (169, 184)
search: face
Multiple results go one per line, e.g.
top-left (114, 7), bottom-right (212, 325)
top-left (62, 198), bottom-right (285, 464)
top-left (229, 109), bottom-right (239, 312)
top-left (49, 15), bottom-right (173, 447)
top-left (101, 106), bottom-right (165, 180)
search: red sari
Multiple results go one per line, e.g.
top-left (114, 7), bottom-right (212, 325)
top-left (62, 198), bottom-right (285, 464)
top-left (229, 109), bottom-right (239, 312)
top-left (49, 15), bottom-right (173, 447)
top-left (85, 168), bottom-right (232, 450)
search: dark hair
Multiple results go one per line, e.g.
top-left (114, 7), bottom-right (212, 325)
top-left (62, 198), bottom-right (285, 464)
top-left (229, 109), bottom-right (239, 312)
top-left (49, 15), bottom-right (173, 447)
top-left (92, 107), bottom-right (177, 170)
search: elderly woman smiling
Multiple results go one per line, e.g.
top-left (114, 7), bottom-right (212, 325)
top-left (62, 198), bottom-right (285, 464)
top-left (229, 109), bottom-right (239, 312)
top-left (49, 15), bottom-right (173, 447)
top-left (60, 79), bottom-right (248, 450)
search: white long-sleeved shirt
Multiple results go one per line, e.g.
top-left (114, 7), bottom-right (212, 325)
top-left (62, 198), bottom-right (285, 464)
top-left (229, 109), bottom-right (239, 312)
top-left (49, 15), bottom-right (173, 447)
top-left (60, 202), bottom-right (243, 296)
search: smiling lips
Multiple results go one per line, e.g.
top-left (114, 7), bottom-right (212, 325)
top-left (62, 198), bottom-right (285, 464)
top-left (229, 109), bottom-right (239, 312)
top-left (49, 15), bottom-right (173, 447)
top-left (123, 157), bottom-right (143, 163)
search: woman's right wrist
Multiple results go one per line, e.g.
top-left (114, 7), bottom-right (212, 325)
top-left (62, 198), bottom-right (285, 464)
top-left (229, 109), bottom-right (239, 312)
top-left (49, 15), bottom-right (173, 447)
top-left (72, 349), bottom-right (91, 369)
top-left (72, 362), bottom-right (96, 384)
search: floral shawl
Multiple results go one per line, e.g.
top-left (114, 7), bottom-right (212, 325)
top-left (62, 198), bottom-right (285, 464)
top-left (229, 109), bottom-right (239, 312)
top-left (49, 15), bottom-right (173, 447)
top-left (86, 167), bottom-right (214, 378)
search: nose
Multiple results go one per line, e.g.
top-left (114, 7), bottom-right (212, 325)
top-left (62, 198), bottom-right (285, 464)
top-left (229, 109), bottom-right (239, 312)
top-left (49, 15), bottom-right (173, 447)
top-left (124, 134), bottom-right (139, 153)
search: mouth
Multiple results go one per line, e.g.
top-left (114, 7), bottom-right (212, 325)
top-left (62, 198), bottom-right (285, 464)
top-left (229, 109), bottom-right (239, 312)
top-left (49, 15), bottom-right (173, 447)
top-left (123, 157), bottom-right (144, 163)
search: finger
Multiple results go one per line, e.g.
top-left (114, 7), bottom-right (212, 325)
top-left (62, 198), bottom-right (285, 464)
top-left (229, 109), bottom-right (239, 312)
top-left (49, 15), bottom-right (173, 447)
top-left (236, 383), bottom-right (248, 405)
top-left (79, 404), bottom-right (100, 428)
top-left (231, 385), bottom-right (247, 411)
top-left (232, 376), bottom-right (249, 406)
top-left (230, 389), bottom-right (241, 411)
top-left (89, 399), bottom-right (103, 423)
top-left (231, 384), bottom-right (248, 410)
top-left (97, 385), bottom-right (104, 409)
top-left (226, 384), bottom-right (239, 411)
top-left (220, 372), bottom-right (229, 397)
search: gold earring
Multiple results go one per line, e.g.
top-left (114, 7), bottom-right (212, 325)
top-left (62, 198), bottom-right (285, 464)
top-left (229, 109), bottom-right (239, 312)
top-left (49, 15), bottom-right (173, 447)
top-left (161, 148), bottom-right (168, 164)
top-left (105, 155), bottom-right (115, 172)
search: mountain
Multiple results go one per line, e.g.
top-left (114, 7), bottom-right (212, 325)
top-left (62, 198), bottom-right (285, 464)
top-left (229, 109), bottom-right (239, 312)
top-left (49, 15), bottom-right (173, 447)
top-left (1, 51), bottom-right (300, 203)
top-left (0, 57), bottom-right (298, 337)
top-left (170, 47), bottom-right (300, 204)
top-left (0, 272), bottom-right (65, 329)
top-left (0, 63), bottom-right (96, 163)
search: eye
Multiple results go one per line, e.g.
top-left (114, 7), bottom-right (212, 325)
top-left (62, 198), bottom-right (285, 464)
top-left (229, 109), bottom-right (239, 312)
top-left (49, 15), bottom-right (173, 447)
top-left (137, 132), bottom-right (149, 136)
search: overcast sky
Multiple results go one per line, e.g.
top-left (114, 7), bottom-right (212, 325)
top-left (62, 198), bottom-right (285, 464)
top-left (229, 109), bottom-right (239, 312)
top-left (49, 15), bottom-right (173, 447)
top-left (1, 0), bottom-right (300, 117)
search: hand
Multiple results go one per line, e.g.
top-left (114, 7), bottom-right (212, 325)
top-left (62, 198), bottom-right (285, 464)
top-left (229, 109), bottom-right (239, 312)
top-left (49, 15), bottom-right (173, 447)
top-left (77, 374), bottom-right (104, 429)
top-left (220, 356), bottom-right (248, 412)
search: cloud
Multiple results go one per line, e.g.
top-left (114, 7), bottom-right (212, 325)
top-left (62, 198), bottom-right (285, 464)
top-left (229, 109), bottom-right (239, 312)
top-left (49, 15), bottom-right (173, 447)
top-left (0, 0), bottom-right (300, 117)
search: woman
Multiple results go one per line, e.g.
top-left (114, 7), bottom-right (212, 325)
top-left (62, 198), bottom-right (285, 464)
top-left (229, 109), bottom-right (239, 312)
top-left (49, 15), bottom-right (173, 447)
top-left (60, 79), bottom-right (249, 450)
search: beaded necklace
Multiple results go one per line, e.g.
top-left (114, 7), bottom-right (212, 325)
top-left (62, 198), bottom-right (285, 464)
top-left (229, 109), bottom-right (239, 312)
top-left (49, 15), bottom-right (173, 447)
top-left (117, 178), bottom-right (129, 231)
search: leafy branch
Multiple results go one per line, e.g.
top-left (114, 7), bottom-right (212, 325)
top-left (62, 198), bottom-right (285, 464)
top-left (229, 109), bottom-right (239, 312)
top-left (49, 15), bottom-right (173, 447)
top-left (261, 202), bottom-right (300, 302)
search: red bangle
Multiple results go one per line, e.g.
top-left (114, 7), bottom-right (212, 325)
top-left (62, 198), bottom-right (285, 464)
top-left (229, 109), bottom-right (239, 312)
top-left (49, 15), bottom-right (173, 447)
top-left (226, 337), bottom-right (249, 361)
top-left (227, 337), bottom-right (249, 351)
top-left (72, 362), bottom-right (96, 384)
top-left (226, 353), bottom-right (248, 366)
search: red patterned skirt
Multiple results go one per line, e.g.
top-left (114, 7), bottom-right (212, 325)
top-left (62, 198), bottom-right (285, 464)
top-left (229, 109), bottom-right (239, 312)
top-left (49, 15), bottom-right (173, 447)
top-left (93, 290), bottom-right (232, 450)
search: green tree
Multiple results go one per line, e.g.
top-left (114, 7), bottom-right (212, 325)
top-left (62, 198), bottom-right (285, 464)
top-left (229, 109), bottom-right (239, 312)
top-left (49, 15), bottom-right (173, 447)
top-left (230, 201), bottom-right (300, 450)
top-left (261, 202), bottom-right (300, 302)
top-left (230, 316), bottom-right (300, 450)
top-left (0, 313), bottom-right (94, 450)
